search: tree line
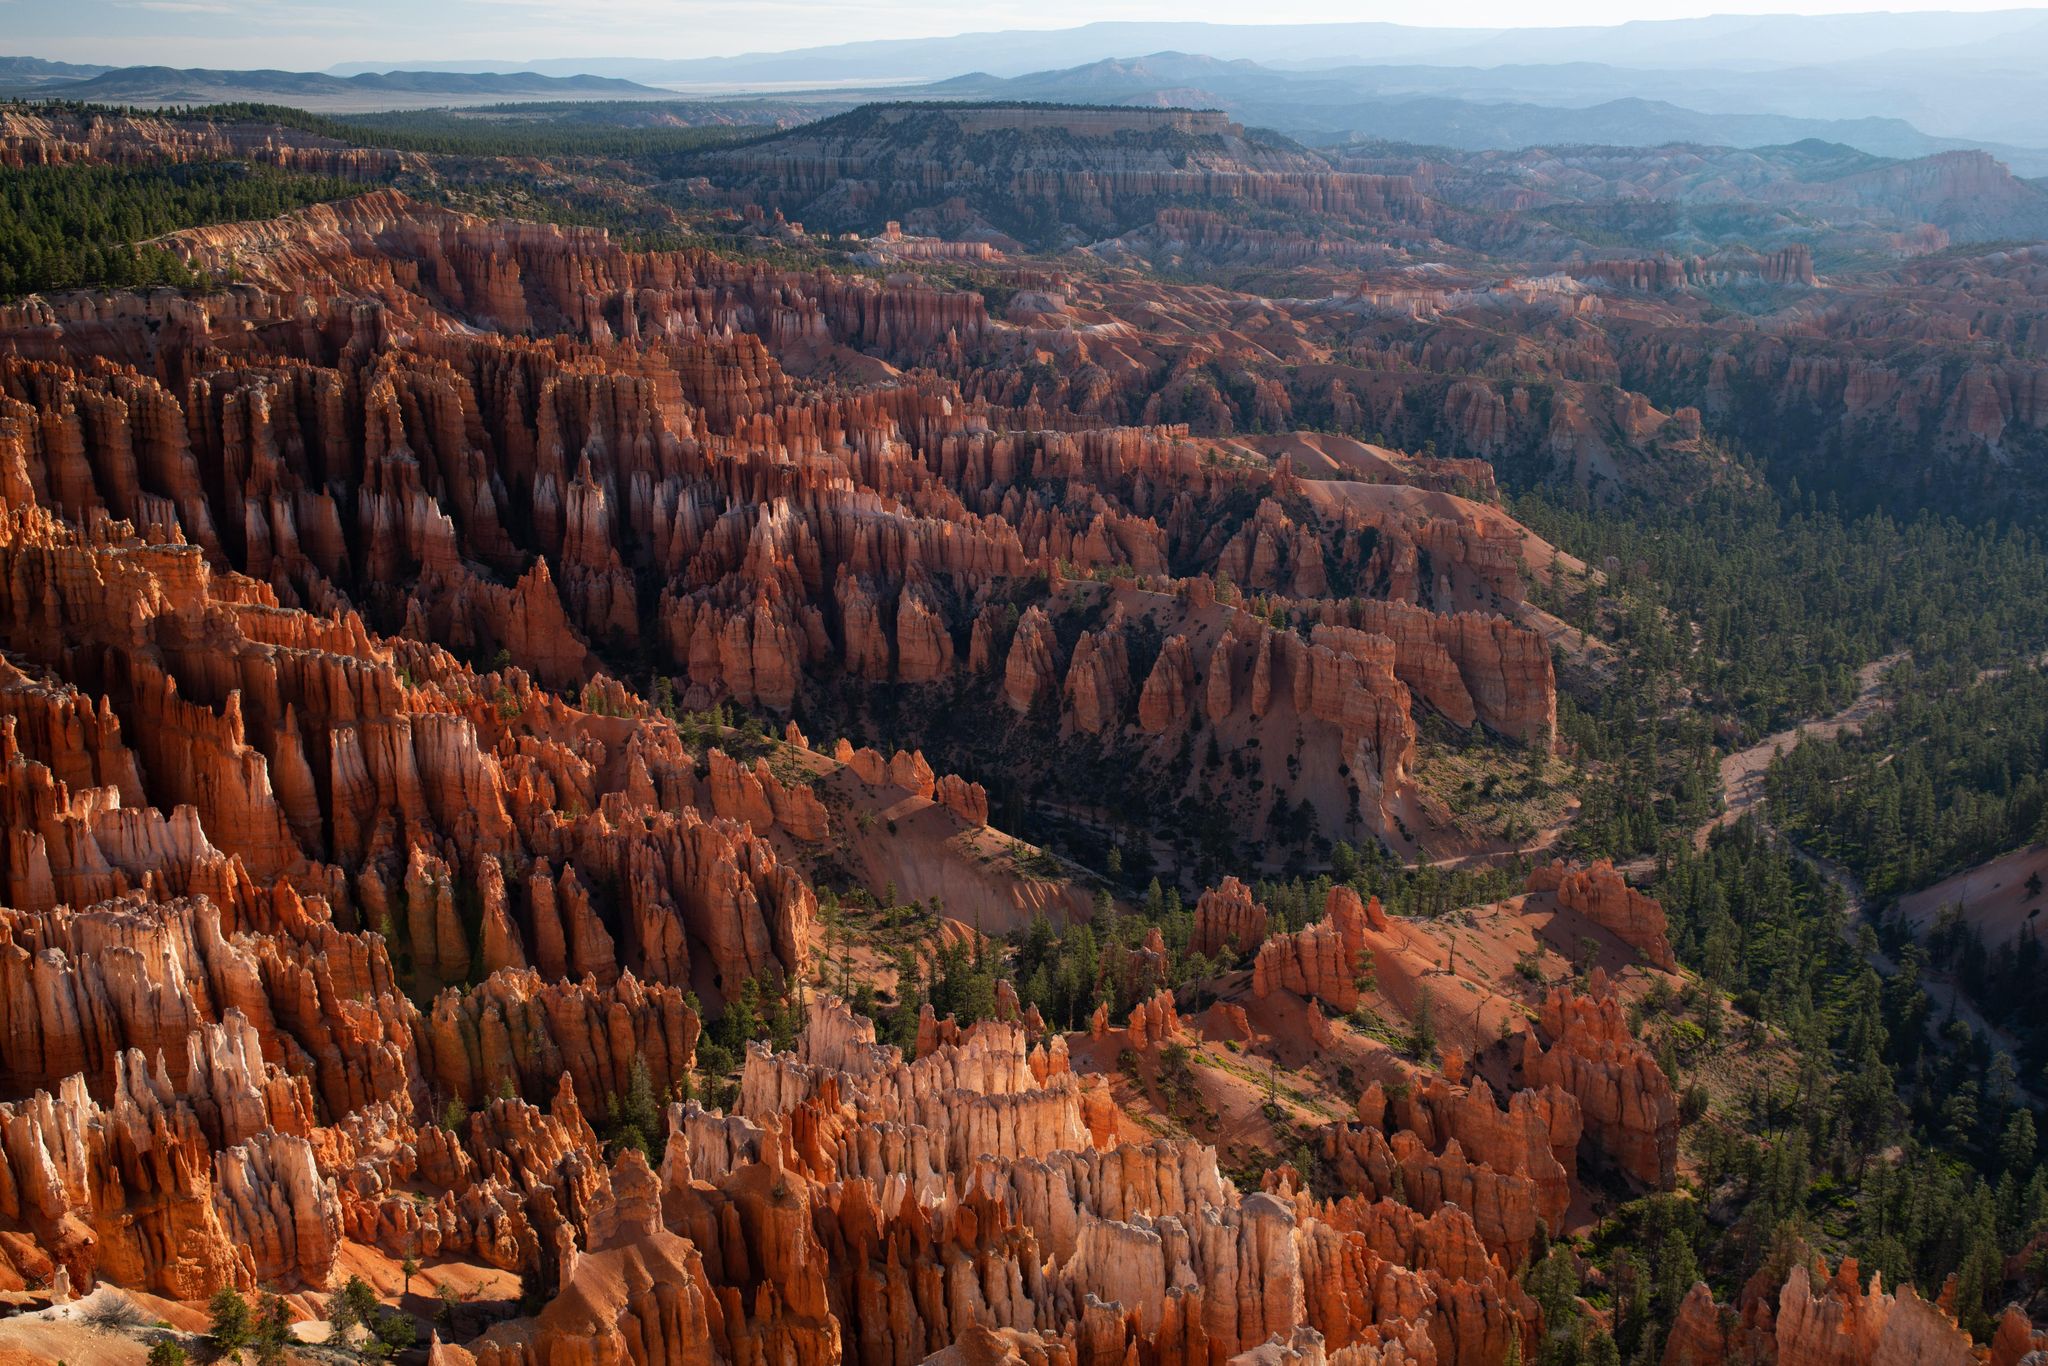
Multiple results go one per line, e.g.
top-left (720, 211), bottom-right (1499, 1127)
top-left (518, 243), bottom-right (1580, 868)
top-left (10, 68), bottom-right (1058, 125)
top-left (0, 158), bottom-right (365, 296)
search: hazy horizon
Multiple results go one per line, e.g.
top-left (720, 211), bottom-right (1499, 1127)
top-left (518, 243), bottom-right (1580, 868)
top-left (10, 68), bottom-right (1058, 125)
top-left (9, 2), bottom-right (2048, 72)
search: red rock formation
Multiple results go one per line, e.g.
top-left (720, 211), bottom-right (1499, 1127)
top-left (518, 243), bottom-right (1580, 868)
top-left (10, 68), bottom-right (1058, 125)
top-left (1323, 1070), bottom-right (1579, 1269)
top-left (1520, 973), bottom-right (1678, 1190)
top-left (1124, 989), bottom-right (1182, 1050)
top-left (1991, 1305), bottom-right (2048, 1366)
top-left (1526, 858), bottom-right (1677, 970)
top-left (1662, 1280), bottom-right (1734, 1366)
top-left (0, 118), bottom-right (2025, 1366)
top-left (1137, 635), bottom-right (1197, 733)
top-left (1252, 886), bottom-right (1384, 1013)
top-left (1192, 876), bottom-right (1270, 961)
top-left (0, 1042), bottom-right (337, 1297)
top-left (1065, 618), bottom-right (1131, 736)
top-left (934, 772), bottom-right (990, 827)
top-left (895, 584), bottom-right (954, 683)
top-left (706, 747), bottom-right (829, 842)
top-left (1004, 606), bottom-right (1060, 714)
top-left (1666, 1254), bottom-right (2000, 1366)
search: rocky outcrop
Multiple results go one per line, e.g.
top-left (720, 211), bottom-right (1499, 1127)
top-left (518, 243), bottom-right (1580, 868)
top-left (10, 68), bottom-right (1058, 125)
top-left (1252, 886), bottom-right (1385, 1013)
top-left (1065, 619), bottom-right (1131, 736)
top-left (1004, 606), bottom-right (1061, 714)
top-left (0, 1041), bottom-right (338, 1297)
top-left (1525, 859), bottom-right (1677, 970)
top-left (1663, 1255), bottom-right (2008, 1366)
top-left (673, 988), bottom-right (1545, 1364)
top-left (1191, 876), bottom-right (1269, 961)
top-left (706, 747), bottom-right (830, 842)
top-left (934, 772), bottom-right (990, 827)
top-left (1662, 1280), bottom-right (1735, 1366)
top-left (1519, 973), bottom-right (1678, 1190)
top-left (1137, 635), bottom-right (1197, 733)
top-left (1323, 1072), bottom-right (1579, 1268)
top-left (213, 1129), bottom-right (342, 1289)
top-left (698, 104), bottom-right (1433, 247)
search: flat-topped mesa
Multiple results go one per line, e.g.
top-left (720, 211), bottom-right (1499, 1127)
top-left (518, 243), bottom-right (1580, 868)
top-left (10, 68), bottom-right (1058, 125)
top-left (696, 102), bottom-right (1434, 244)
top-left (1519, 971), bottom-right (1678, 1191)
top-left (1525, 858), bottom-right (1677, 970)
top-left (1570, 243), bottom-right (1818, 293)
top-left (0, 106), bottom-right (406, 178)
top-left (908, 105), bottom-right (1242, 138)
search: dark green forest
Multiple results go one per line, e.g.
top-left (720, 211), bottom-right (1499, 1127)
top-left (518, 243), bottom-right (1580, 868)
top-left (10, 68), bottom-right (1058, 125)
top-left (173, 101), bottom-right (770, 166)
top-left (1519, 481), bottom-right (2048, 738)
top-left (1651, 824), bottom-right (2043, 1346)
top-left (1431, 470), bottom-right (2048, 1351)
top-left (1769, 664), bottom-right (2048, 899)
top-left (0, 157), bottom-right (366, 295)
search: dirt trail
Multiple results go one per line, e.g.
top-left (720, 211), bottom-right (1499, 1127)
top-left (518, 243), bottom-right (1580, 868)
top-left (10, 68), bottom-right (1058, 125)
top-left (1699, 652), bottom-right (1904, 848)
top-left (1699, 653), bottom-right (2036, 1078)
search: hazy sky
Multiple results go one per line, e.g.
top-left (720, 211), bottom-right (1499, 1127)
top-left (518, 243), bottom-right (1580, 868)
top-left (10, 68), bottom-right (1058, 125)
top-left (7, 0), bottom-right (2041, 69)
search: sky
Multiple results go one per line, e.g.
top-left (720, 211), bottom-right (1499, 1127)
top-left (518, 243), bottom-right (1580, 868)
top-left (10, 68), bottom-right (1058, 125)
top-left (5, 0), bottom-right (2043, 70)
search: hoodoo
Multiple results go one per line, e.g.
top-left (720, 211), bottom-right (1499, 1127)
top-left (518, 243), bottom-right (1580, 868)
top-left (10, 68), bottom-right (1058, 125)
top-left (0, 39), bottom-right (2043, 1364)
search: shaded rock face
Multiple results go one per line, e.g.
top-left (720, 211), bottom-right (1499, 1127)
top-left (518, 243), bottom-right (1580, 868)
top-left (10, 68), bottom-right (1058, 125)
top-left (1525, 858), bottom-right (1677, 971)
top-left (1191, 876), bottom-right (1268, 961)
top-left (696, 103), bottom-right (1434, 247)
top-left (1661, 1254), bottom-right (2029, 1366)
top-left (1519, 972), bottom-right (1678, 1191)
top-left (1251, 885), bottom-right (1382, 1013)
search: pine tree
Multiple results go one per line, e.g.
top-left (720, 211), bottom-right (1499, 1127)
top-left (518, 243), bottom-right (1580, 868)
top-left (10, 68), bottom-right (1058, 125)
top-left (207, 1286), bottom-right (252, 1360)
top-left (252, 1295), bottom-right (292, 1366)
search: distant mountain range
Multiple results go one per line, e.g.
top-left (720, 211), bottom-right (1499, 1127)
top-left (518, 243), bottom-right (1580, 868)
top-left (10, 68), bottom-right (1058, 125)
top-left (9, 10), bottom-right (2048, 169)
top-left (321, 11), bottom-right (2048, 149)
top-left (330, 12), bottom-right (2048, 82)
top-left (0, 57), bottom-right (112, 87)
top-left (0, 64), bottom-right (671, 111)
top-left (898, 53), bottom-right (2048, 174)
